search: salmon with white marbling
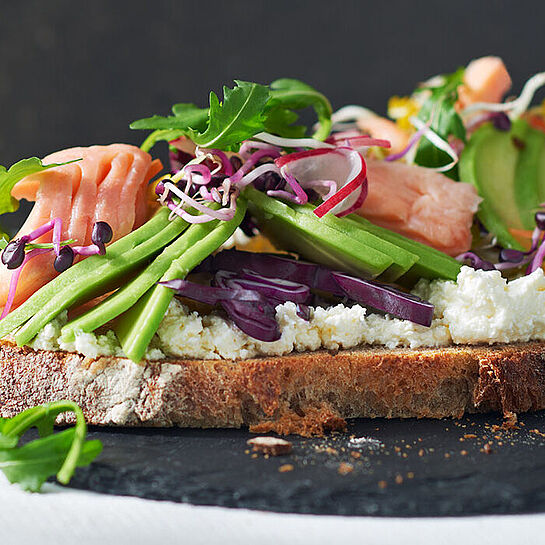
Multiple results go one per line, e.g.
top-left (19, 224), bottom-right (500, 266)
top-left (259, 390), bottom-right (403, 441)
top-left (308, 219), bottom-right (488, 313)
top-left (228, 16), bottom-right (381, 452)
top-left (358, 160), bottom-right (481, 257)
top-left (1, 144), bottom-right (161, 311)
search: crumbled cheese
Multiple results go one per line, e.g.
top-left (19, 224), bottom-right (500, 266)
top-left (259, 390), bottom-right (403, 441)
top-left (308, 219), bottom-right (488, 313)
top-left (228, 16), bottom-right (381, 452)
top-left (27, 266), bottom-right (545, 360)
top-left (419, 266), bottom-right (545, 344)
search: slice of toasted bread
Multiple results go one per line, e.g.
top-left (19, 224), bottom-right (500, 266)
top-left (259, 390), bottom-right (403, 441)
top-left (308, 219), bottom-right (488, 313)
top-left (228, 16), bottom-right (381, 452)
top-left (1, 339), bottom-right (545, 436)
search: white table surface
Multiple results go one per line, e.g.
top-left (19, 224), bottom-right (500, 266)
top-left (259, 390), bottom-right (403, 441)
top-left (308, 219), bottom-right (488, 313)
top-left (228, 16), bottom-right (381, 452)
top-left (0, 475), bottom-right (543, 545)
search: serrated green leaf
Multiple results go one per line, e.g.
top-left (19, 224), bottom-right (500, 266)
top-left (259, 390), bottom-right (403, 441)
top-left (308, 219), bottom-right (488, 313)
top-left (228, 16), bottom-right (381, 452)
top-left (0, 157), bottom-right (80, 216)
top-left (188, 81), bottom-right (270, 151)
top-left (131, 78), bottom-right (333, 152)
top-left (131, 103), bottom-right (210, 152)
top-left (267, 78), bottom-right (332, 140)
top-left (130, 103), bottom-right (209, 131)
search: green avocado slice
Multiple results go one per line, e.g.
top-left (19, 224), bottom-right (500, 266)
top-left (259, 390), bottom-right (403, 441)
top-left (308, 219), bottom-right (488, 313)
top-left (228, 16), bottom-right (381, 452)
top-left (459, 122), bottom-right (523, 249)
top-left (245, 187), bottom-right (393, 278)
top-left (538, 142), bottom-right (545, 205)
top-left (290, 203), bottom-right (419, 282)
top-left (345, 214), bottom-right (461, 282)
top-left (513, 120), bottom-right (545, 229)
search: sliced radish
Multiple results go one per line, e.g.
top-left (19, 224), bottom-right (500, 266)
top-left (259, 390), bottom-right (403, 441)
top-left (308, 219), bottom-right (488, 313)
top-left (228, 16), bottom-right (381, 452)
top-left (275, 147), bottom-right (368, 217)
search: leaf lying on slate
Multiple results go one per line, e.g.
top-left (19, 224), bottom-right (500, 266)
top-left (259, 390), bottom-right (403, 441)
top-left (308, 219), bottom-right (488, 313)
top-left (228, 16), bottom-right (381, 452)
top-left (0, 401), bottom-right (102, 492)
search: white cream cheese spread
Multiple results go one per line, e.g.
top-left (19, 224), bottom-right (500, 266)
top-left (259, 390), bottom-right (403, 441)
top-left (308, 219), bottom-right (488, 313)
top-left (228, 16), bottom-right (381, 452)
top-left (29, 266), bottom-right (545, 361)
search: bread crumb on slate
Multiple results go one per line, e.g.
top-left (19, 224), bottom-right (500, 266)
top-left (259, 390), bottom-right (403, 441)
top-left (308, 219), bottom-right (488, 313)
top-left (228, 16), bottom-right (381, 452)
top-left (481, 443), bottom-right (493, 454)
top-left (407, 472), bottom-right (415, 479)
top-left (278, 464), bottom-right (294, 473)
top-left (247, 436), bottom-right (293, 456)
top-left (350, 451), bottom-right (362, 459)
top-left (395, 475), bottom-right (404, 485)
top-left (338, 463), bottom-right (353, 475)
top-left (503, 411), bottom-right (518, 429)
top-left (378, 480), bottom-right (387, 489)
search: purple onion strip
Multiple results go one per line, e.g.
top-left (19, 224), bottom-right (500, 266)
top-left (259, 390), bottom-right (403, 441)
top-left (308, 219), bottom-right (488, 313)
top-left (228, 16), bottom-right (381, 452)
top-left (385, 127), bottom-right (426, 162)
top-left (278, 169), bottom-right (308, 205)
top-left (203, 149), bottom-right (234, 176)
top-left (229, 149), bottom-right (282, 184)
top-left (528, 236), bottom-right (545, 274)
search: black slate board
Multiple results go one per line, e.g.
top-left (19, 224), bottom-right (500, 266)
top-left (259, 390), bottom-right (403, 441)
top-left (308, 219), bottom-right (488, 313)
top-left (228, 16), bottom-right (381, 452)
top-left (67, 412), bottom-right (545, 517)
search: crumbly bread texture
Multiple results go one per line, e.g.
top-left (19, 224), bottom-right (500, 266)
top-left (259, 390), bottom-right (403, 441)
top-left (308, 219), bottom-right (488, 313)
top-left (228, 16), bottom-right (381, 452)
top-left (1, 339), bottom-right (545, 436)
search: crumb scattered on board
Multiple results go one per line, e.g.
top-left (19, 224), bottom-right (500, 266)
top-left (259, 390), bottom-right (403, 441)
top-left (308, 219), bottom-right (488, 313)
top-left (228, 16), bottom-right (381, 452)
top-left (247, 437), bottom-right (293, 456)
top-left (242, 413), bottom-right (545, 490)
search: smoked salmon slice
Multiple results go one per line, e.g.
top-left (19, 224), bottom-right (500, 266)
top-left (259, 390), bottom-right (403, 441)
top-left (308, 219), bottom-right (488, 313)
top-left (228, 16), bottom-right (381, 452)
top-left (457, 56), bottom-right (512, 110)
top-left (358, 159), bottom-right (481, 257)
top-left (0, 144), bottom-right (161, 312)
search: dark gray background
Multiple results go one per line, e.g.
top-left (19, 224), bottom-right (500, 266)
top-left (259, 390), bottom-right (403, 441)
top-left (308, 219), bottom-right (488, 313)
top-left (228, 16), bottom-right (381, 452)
top-left (1, 0), bottom-right (544, 166)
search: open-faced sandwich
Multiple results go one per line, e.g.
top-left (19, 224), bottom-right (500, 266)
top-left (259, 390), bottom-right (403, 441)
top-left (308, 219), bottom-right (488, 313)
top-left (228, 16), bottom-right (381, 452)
top-left (2, 56), bottom-right (545, 436)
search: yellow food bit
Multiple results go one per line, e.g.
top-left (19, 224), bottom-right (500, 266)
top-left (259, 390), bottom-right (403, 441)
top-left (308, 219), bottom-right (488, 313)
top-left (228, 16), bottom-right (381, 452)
top-left (387, 96), bottom-right (420, 131)
top-left (148, 174), bottom-right (171, 202)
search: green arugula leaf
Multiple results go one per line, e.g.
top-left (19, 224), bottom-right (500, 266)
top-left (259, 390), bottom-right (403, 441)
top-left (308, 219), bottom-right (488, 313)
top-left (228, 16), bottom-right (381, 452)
top-left (138, 129), bottom-right (189, 153)
top-left (0, 401), bottom-right (102, 492)
top-left (0, 157), bottom-right (81, 216)
top-left (267, 78), bottom-right (332, 140)
top-left (131, 78), bottom-right (333, 152)
top-left (413, 68), bottom-right (466, 177)
top-left (263, 106), bottom-right (307, 138)
top-left (0, 429), bottom-right (102, 493)
top-left (188, 81), bottom-right (270, 151)
top-left (130, 104), bottom-right (210, 153)
top-left (130, 103), bottom-right (209, 131)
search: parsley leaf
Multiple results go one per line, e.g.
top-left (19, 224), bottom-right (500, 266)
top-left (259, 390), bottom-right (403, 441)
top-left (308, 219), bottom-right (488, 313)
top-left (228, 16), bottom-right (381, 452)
top-left (266, 78), bottom-right (332, 140)
top-left (0, 401), bottom-right (102, 492)
top-left (188, 81), bottom-right (270, 151)
top-left (0, 157), bottom-right (80, 216)
top-left (414, 68), bottom-right (466, 176)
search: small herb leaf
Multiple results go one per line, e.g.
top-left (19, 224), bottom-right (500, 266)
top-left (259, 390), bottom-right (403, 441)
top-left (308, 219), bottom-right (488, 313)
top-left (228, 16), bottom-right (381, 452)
top-left (0, 158), bottom-right (81, 216)
top-left (267, 78), bottom-right (332, 140)
top-left (0, 401), bottom-right (102, 492)
top-left (188, 81), bottom-right (271, 151)
top-left (414, 68), bottom-right (466, 175)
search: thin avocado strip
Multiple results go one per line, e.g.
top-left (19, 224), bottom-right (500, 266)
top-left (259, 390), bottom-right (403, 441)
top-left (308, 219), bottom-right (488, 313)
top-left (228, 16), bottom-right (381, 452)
top-left (245, 187), bottom-right (393, 277)
top-left (10, 209), bottom-right (190, 346)
top-left (292, 203), bottom-right (419, 281)
top-left (514, 122), bottom-right (545, 229)
top-left (459, 123), bottom-right (523, 249)
top-left (537, 141), bottom-right (545, 204)
top-left (345, 214), bottom-right (462, 281)
top-left (61, 210), bottom-right (224, 342)
top-left (0, 207), bottom-right (186, 341)
top-left (114, 198), bottom-right (248, 363)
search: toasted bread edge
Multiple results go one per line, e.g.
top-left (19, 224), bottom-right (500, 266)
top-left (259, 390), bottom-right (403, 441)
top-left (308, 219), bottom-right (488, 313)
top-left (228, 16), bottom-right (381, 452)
top-left (2, 340), bottom-right (545, 436)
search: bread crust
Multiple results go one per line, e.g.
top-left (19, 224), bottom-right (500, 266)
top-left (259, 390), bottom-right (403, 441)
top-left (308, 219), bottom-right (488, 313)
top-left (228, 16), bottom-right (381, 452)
top-left (2, 340), bottom-right (545, 436)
